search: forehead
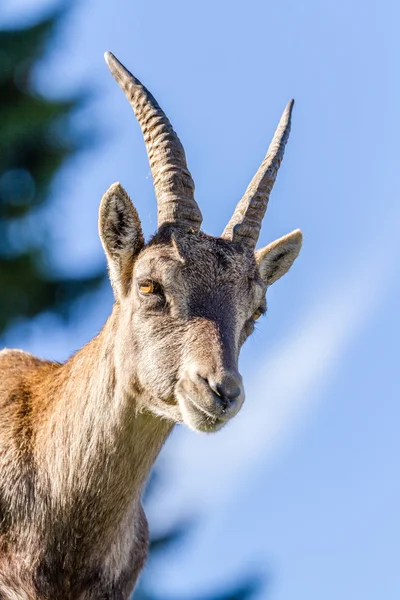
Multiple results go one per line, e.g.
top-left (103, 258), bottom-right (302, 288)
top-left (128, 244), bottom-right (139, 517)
top-left (136, 228), bottom-right (258, 285)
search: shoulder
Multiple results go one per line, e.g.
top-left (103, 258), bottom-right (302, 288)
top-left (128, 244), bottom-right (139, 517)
top-left (0, 349), bottom-right (58, 397)
top-left (0, 348), bottom-right (42, 369)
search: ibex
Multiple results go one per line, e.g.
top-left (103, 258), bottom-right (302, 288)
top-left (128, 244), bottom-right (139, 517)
top-left (0, 52), bottom-right (302, 599)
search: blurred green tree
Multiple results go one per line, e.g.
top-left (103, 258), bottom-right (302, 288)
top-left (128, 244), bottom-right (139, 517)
top-left (133, 523), bottom-right (261, 600)
top-left (132, 475), bottom-right (261, 600)
top-left (0, 10), bottom-right (263, 600)
top-left (0, 10), bottom-right (104, 336)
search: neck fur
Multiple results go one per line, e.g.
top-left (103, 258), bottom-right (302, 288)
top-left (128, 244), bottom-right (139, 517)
top-left (34, 310), bottom-right (173, 546)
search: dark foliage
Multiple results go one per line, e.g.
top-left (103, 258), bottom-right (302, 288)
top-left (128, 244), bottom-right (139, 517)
top-left (133, 524), bottom-right (261, 600)
top-left (132, 474), bottom-right (261, 600)
top-left (0, 10), bottom-right (104, 336)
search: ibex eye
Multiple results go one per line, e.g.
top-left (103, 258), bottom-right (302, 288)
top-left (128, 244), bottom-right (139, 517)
top-left (252, 308), bottom-right (264, 321)
top-left (139, 280), bottom-right (159, 295)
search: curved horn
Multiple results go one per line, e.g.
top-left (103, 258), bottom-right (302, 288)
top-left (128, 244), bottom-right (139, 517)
top-left (104, 51), bottom-right (202, 231)
top-left (222, 99), bottom-right (294, 248)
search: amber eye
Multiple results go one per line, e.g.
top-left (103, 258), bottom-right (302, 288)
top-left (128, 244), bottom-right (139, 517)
top-left (139, 280), bottom-right (157, 295)
top-left (252, 308), bottom-right (264, 321)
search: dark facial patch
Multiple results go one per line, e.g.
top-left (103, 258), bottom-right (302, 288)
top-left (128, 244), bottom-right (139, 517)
top-left (142, 225), bottom-right (263, 331)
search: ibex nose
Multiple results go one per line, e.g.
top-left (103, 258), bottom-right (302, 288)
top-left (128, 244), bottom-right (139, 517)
top-left (208, 373), bottom-right (242, 407)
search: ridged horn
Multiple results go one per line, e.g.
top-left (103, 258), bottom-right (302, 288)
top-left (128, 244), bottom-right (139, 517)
top-left (222, 99), bottom-right (294, 248)
top-left (104, 51), bottom-right (202, 231)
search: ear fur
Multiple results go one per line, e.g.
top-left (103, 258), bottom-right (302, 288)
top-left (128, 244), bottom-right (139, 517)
top-left (99, 182), bottom-right (144, 298)
top-left (255, 229), bottom-right (302, 286)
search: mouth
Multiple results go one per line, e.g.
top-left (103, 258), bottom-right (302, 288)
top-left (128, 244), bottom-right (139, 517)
top-left (176, 388), bottom-right (239, 433)
top-left (174, 372), bottom-right (244, 433)
top-left (183, 394), bottom-right (227, 432)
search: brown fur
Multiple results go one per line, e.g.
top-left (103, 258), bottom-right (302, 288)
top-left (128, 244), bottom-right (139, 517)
top-left (0, 217), bottom-right (301, 598)
top-left (0, 76), bottom-right (302, 596)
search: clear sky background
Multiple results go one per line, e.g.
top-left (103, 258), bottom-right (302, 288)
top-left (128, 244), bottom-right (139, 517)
top-left (2, 0), bottom-right (399, 598)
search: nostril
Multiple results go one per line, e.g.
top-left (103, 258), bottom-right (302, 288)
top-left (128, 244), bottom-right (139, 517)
top-left (199, 373), bottom-right (242, 407)
top-left (215, 383), bottom-right (241, 403)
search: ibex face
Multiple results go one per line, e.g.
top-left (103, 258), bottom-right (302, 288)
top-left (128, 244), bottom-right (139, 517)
top-left (108, 222), bottom-right (263, 433)
top-left (101, 53), bottom-right (302, 433)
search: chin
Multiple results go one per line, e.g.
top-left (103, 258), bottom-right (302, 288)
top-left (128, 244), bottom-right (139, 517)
top-left (178, 395), bottom-right (230, 433)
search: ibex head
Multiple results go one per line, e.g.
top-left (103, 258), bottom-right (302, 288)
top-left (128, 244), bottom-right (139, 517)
top-left (100, 52), bottom-right (302, 433)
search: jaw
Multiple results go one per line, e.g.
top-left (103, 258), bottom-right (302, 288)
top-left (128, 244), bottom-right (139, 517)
top-left (141, 391), bottom-right (227, 432)
top-left (134, 376), bottom-right (244, 433)
top-left (178, 394), bottom-right (228, 433)
top-left (136, 391), bottom-right (183, 424)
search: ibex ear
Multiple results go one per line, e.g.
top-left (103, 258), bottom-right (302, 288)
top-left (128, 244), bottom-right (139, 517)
top-left (255, 229), bottom-right (302, 286)
top-left (99, 182), bottom-right (144, 299)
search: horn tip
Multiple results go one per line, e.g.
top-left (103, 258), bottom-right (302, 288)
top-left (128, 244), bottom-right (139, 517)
top-left (280, 98), bottom-right (294, 127)
top-left (104, 50), bottom-right (114, 65)
top-left (104, 51), bottom-right (135, 87)
top-left (104, 51), bottom-right (121, 74)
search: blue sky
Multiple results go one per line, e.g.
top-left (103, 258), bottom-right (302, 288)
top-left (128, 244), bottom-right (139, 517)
top-left (2, 0), bottom-right (400, 598)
